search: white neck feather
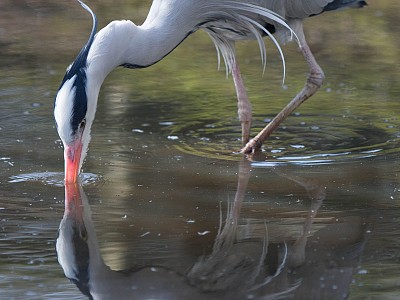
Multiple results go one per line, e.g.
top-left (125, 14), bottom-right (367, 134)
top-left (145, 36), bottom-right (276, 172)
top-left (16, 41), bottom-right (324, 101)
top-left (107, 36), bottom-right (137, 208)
top-left (82, 1), bottom-right (203, 136)
top-left (86, 1), bottom-right (201, 90)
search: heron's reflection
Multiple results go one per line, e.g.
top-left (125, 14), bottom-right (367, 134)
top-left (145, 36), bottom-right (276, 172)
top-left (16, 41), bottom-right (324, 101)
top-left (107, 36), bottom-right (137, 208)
top-left (57, 183), bottom-right (209, 299)
top-left (56, 159), bottom-right (368, 299)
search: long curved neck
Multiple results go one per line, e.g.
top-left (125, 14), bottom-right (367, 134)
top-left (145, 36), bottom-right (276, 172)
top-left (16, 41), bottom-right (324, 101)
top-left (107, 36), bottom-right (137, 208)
top-left (79, 2), bottom-right (201, 152)
top-left (82, 1), bottom-right (203, 134)
top-left (86, 1), bottom-right (202, 90)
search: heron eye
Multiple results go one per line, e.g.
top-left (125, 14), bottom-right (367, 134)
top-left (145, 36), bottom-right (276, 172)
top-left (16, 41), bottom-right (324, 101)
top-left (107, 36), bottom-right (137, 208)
top-left (79, 119), bottom-right (86, 131)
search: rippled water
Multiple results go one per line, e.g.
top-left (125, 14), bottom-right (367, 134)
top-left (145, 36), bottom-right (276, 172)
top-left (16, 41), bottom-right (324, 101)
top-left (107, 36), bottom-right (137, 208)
top-left (1, 1), bottom-right (400, 299)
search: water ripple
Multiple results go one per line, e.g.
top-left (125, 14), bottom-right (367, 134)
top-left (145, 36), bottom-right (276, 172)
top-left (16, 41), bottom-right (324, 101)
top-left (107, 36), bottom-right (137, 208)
top-left (8, 172), bottom-right (101, 186)
top-left (167, 115), bottom-right (400, 165)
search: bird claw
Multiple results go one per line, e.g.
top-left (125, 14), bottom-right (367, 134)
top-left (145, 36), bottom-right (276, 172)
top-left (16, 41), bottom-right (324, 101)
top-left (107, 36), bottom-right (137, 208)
top-left (240, 139), bottom-right (261, 155)
top-left (240, 140), bottom-right (266, 162)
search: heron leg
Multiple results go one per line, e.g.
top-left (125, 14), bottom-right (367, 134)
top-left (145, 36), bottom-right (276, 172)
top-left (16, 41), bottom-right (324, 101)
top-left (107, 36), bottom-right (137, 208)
top-left (241, 41), bottom-right (325, 154)
top-left (232, 60), bottom-right (252, 145)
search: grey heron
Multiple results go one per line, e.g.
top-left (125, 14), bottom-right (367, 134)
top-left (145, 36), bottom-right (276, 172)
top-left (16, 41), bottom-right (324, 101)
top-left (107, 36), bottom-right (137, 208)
top-left (54, 0), bottom-right (367, 183)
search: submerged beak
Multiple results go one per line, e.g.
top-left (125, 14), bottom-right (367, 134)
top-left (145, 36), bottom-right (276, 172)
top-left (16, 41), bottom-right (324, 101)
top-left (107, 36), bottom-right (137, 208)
top-left (64, 140), bottom-right (83, 183)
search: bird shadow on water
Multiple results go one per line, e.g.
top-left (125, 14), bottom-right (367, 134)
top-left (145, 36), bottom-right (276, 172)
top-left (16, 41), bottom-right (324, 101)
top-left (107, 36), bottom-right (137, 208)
top-left (55, 158), bottom-right (369, 299)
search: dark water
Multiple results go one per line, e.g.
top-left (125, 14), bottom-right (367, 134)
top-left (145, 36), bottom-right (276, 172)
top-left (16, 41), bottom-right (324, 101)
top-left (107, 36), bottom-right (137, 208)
top-left (1, 1), bottom-right (400, 299)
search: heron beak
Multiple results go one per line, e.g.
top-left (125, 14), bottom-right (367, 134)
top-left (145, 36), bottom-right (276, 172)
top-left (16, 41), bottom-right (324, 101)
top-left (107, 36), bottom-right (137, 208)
top-left (64, 140), bottom-right (83, 183)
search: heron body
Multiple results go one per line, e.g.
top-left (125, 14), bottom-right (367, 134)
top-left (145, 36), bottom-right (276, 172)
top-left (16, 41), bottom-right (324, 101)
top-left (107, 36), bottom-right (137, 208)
top-left (54, 0), bottom-right (367, 183)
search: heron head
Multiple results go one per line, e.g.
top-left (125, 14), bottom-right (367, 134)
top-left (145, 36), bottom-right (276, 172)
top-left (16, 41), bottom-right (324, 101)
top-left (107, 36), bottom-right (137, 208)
top-left (54, 0), bottom-right (97, 183)
top-left (54, 69), bottom-right (90, 183)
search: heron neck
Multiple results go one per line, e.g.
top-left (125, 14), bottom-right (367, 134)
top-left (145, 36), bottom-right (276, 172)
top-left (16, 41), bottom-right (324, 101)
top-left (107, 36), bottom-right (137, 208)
top-left (86, 3), bottom-right (200, 88)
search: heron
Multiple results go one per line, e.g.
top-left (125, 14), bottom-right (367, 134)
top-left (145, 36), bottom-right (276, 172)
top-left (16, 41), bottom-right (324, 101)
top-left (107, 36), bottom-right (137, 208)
top-left (54, 0), bottom-right (367, 183)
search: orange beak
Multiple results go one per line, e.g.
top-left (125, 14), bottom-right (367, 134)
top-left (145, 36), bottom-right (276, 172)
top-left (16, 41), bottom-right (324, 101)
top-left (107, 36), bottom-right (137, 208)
top-left (64, 140), bottom-right (83, 183)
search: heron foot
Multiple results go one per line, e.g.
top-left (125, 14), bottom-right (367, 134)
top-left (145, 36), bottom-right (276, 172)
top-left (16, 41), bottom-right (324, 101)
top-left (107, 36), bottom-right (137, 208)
top-left (240, 138), bottom-right (261, 154)
top-left (240, 141), bottom-right (266, 161)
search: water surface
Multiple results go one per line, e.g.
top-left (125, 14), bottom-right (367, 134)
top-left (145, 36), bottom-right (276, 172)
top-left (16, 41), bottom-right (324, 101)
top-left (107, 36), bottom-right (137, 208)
top-left (1, 1), bottom-right (400, 299)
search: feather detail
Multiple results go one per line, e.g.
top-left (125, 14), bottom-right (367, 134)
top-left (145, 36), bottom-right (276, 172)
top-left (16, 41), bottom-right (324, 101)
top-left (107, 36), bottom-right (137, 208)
top-left (199, 1), bottom-right (298, 83)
